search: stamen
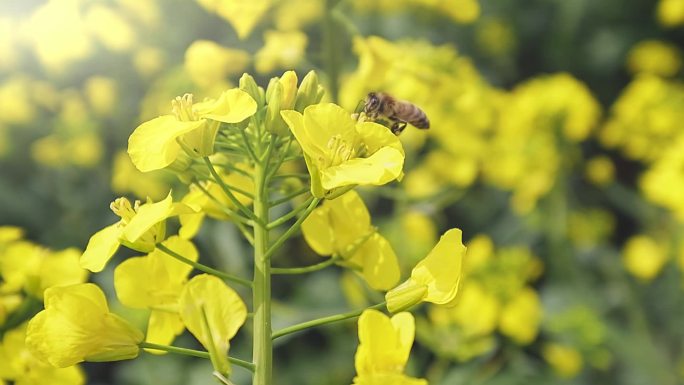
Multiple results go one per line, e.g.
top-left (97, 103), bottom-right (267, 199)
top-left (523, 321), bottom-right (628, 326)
top-left (171, 93), bottom-right (196, 121)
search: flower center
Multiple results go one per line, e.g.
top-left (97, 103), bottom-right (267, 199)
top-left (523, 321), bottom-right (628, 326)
top-left (171, 94), bottom-right (198, 121)
top-left (110, 197), bottom-right (140, 223)
top-left (325, 135), bottom-right (367, 167)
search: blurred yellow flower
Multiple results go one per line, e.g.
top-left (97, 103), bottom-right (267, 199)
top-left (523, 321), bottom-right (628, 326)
top-left (179, 274), bottom-right (247, 376)
top-left (184, 40), bottom-right (250, 88)
top-left (622, 235), bottom-right (669, 281)
top-left (386, 229), bottom-right (465, 313)
top-left (302, 190), bottom-right (400, 290)
top-left (111, 151), bottom-right (169, 201)
top-left (585, 156), bottom-right (615, 186)
top-left (133, 47), bottom-right (166, 77)
top-left (255, 30), bottom-right (307, 74)
top-left (84, 76), bottom-right (118, 117)
top-left (476, 17), bottom-right (516, 57)
top-left (128, 89), bottom-right (257, 172)
top-left (281, 103), bottom-right (405, 198)
top-left (80, 194), bottom-right (194, 272)
top-left (0, 242), bottom-right (88, 299)
top-left (658, 0), bottom-right (684, 27)
top-left (498, 287), bottom-right (541, 344)
top-left (0, 323), bottom-right (85, 385)
top-left (195, 0), bottom-right (271, 39)
top-left (0, 76), bottom-right (35, 125)
top-left (274, 0), bottom-right (323, 31)
top-left (115, 236), bottom-right (197, 347)
top-left (600, 75), bottom-right (684, 162)
top-left (627, 40), bottom-right (682, 77)
top-left (23, 0), bottom-right (93, 73)
top-left (26, 283), bottom-right (144, 367)
top-left (85, 4), bottom-right (135, 52)
top-left (543, 343), bottom-right (583, 378)
top-left (352, 309), bottom-right (427, 385)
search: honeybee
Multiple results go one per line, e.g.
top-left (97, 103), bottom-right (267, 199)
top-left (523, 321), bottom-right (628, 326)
top-left (362, 92), bottom-right (430, 135)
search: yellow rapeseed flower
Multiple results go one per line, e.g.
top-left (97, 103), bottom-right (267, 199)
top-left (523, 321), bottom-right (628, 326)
top-left (386, 229), bottom-right (465, 313)
top-left (128, 89), bottom-right (257, 172)
top-left (80, 193), bottom-right (195, 272)
top-left (352, 309), bottom-right (426, 385)
top-left (302, 190), bottom-right (400, 290)
top-left (179, 274), bottom-right (247, 376)
top-left (282, 103), bottom-right (405, 198)
top-left (26, 283), bottom-right (144, 367)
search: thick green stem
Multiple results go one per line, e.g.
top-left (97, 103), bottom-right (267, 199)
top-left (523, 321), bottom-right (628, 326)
top-left (139, 342), bottom-right (255, 372)
top-left (272, 302), bottom-right (386, 340)
top-left (252, 159), bottom-right (272, 385)
top-left (156, 244), bottom-right (252, 288)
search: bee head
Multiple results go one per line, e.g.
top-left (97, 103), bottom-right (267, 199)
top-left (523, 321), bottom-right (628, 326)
top-left (365, 92), bottom-right (380, 113)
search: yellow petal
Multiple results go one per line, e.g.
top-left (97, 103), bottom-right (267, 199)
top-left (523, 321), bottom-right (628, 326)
top-left (80, 223), bottom-right (123, 272)
top-left (122, 194), bottom-right (195, 245)
top-left (353, 234), bottom-right (400, 291)
top-left (128, 115), bottom-right (204, 172)
top-left (320, 147), bottom-right (404, 190)
top-left (115, 236), bottom-right (197, 309)
top-left (355, 121), bottom-right (404, 156)
top-left (411, 228), bottom-right (465, 305)
top-left (179, 274), bottom-right (247, 375)
top-left (355, 309), bottom-right (414, 376)
top-left (198, 88), bottom-right (257, 123)
top-left (301, 205), bottom-right (335, 256)
top-left (145, 310), bottom-right (184, 348)
top-left (281, 109), bottom-right (325, 162)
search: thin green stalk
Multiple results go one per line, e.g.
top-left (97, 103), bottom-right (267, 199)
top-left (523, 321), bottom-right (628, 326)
top-left (252, 154), bottom-right (272, 385)
top-left (156, 243), bottom-right (252, 288)
top-left (271, 188), bottom-right (310, 206)
top-left (272, 256), bottom-right (339, 275)
top-left (192, 182), bottom-right (255, 244)
top-left (204, 157), bottom-right (262, 225)
top-left (139, 342), bottom-right (255, 372)
top-left (267, 196), bottom-right (315, 230)
top-left (239, 128), bottom-right (259, 161)
top-left (266, 135), bottom-right (293, 183)
top-left (272, 302), bottom-right (386, 340)
top-left (264, 198), bottom-right (321, 260)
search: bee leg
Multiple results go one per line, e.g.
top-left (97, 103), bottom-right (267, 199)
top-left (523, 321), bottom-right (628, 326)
top-left (390, 121), bottom-right (407, 135)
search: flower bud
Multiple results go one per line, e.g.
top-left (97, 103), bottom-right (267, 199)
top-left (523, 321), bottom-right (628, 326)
top-left (279, 70), bottom-right (298, 110)
top-left (239, 73), bottom-right (265, 107)
top-left (265, 80), bottom-right (287, 135)
top-left (295, 70), bottom-right (324, 112)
